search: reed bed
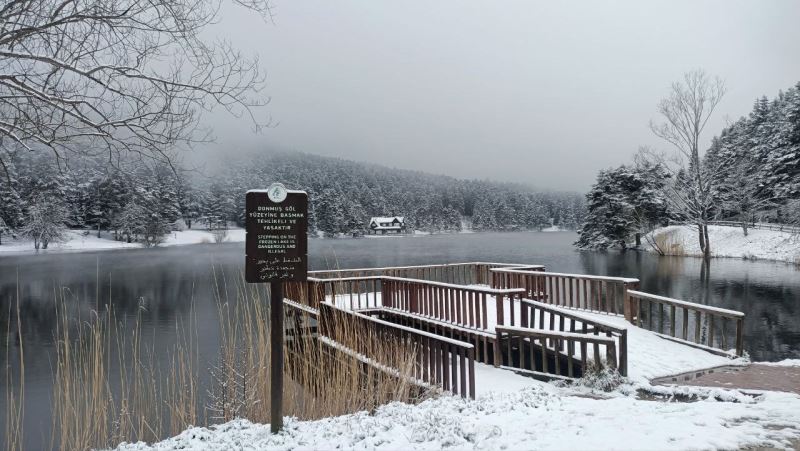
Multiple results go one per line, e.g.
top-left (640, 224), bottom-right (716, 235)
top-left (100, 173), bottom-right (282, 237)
top-left (4, 290), bottom-right (24, 451)
top-left (4, 270), bottom-right (427, 450)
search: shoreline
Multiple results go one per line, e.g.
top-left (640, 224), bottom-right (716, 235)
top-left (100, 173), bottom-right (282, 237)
top-left (642, 225), bottom-right (800, 266)
top-left (0, 228), bottom-right (579, 257)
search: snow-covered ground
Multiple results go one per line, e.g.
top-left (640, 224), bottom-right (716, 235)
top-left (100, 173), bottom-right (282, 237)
top-left (760, 359), bottom-right (800, 367)
top-left (115, 380), bottom-right (800, 451)
top-left (112, 293), bottom-right (799, 450)
top-left (0, 228), bottom-right (246, 255)
top-left (645, 225), bottom-right (800, 264)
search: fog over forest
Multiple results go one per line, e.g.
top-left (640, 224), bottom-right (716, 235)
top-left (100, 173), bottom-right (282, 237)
top-left (191, 0), bottom-right (800, 192)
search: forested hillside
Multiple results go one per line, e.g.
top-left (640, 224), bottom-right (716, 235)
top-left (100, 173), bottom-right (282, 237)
top-left (0, 151), bottom-right (585, 246)
top-left (205, 152), bottom-right (584, 234)
top-left (578, 80), bottom-right (800, 250)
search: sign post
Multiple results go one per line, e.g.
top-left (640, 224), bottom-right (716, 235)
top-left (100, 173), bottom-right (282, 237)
top-left (245, 183), bottom-right (308, 434)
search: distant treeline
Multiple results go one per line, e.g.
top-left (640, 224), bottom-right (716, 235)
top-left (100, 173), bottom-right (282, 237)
top-left (0, 151), bottom-right (585, 244)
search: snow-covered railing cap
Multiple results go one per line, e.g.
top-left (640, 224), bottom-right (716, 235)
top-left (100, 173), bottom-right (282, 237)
top-left (627, 290), bottom-right (745, 318)
top-left (307, 275), bottom-right (526, 295)
top-left (489, 267), bottom-right (640, 284)
top-left (495, 326), bottom-right (617, 344)
top-left (246, 189), bottom-right (307, 194)
top-left (308, 262), bottom-right (543, 275)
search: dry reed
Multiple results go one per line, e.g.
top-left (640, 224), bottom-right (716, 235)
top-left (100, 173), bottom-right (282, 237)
top-left (4, 284), bottom-right (24, 451)
top-left (650, 229), bottom-right (686, 256)
top-left (4, 267), bottom-right (428, 450)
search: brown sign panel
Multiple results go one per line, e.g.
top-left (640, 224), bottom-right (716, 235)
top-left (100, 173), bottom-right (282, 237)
top-left (245, 186), bottom-right (308, 283)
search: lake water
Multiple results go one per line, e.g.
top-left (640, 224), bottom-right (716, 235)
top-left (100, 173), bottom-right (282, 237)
top-left (1, 231), bottom-right (799, 448)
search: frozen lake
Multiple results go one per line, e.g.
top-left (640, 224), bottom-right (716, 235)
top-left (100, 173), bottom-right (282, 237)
top-left (1, 231), bottom-right (799, 448)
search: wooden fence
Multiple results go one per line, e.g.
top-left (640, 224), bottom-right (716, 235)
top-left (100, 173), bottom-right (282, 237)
top-left (381, 278), bottom-right (526, 330)
top-left (516, 299), bottom-right (628, 376)
top-left (306, 262), bottom-right (544, 286)
top-left (708, 220), bottom-right (800, 234)
top-left (627, 290), bottom-right (745, 356)
top-left (291, 275), bottom-right (527, 328)
top-left (490, 268), bottom-right (640, 318)
top-left (495, 326), bottom-right (619, 379)
top-left (319, 302), bottom-right (476, 398)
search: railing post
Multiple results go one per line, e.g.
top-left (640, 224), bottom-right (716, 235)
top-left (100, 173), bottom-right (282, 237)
top-left (382, 279), bottom-right (390, 308)
top-left (496, 292), bottom-right (504, 327)
top-left (468, 347), bottom-right (476, 399)
top-left (622, 282), bottom-right (632, 323)
top-left (411, 282), bottom-right (418, 314)
top-left (494, 330), bottom-right (502, 367)
top-left (735, 317), bottom-right (744, 356)
top-left (619, 329), bottom-right (628, 377)
top-left (623, 281), bottom-right (640, 324)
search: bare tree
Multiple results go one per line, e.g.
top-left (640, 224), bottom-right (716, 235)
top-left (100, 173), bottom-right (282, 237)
top-left (648, 70), bottom-right (727, 259)
top-left (0, 0), bottom-right (272, 174)
top-left (22, 196), bottom-right (68, 249)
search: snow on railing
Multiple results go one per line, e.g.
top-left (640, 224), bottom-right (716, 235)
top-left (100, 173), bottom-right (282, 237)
top-left (489, 267), bottom-right (640, 318)
top-left (319, 302), bottom-right (476, 399)
top-left (627, 290), bottom-right (744, 356)
top-left (307, 262), bottom-right (545, 286)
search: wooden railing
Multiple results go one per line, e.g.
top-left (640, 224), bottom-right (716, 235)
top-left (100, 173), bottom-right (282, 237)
top-left (516, 299), bottom-right (628, 376)
top-left (382, 278), bottom-right (526, 331)
top-left (490, 268), bottom-right (640, 318)
top-left (319, 302), bottom-right (476, 398)
top-left (627, 290), bottom-right (745, 356)
top-left (292, 275), bottom-right (526, 331)
top-left (708, 220), bottom-right (800, 234)
top-left (307, 262), bottom-right (544, 286)
top-left (495, 326), bottom-right (619, 379)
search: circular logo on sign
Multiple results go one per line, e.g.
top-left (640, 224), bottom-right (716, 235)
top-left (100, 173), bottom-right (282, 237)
top-left (267, 182), bottom-right (288, 203)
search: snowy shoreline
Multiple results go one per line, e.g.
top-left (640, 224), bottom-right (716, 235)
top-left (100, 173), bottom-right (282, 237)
top-left (0, 228), bottom-right (247, 256)
top-left (644, 225), bottom-right (800, 265)
top-left (0, 228), bottom-right (578, 256)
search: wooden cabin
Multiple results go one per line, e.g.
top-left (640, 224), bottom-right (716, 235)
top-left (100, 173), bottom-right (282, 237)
top-left (368, 216), bottom-right (406, 234)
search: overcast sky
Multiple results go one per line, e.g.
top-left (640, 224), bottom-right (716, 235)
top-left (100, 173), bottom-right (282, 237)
top-left (198, 0), bottom-right (800, 192)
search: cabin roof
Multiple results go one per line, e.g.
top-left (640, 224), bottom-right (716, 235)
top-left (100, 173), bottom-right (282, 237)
top-left (370, 216), bottom-right (404, 223)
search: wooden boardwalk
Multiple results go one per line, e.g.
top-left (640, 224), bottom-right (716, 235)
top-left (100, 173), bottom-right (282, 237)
top-left (283, 262), bottom-right (748, 398)
top-left (656, 364), bottom-right (800, 395)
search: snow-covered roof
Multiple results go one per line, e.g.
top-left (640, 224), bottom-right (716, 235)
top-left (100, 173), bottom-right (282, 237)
top-left (370, 216), bottom-right (404, 224)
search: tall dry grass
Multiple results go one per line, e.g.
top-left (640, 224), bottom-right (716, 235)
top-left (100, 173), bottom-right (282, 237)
top-left (6, 268), bottom-right (427, 450)
top-left (4, 285), bottom-right (24, 451)
top-left (649, 228), bottom-right (686, 256)
top-left (208, 269), bottom-right (426, 423)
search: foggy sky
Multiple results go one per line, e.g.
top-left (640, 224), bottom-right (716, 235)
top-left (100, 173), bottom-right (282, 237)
top-left (197, 0), bottom-right (800, 192)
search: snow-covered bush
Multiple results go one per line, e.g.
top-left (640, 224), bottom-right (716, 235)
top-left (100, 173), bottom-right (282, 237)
top-left (22, 197), bottom-right (68, 250)
top-left (568, 361), bottom-right (627, 392)
top-left (212, 227), bottom-right (228, 244)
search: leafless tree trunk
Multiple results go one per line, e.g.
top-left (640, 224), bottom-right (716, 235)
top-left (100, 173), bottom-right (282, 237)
top-left (648, 70), bottom-right (727, 260)
top-left (0, 0), bottom-right (273, 171)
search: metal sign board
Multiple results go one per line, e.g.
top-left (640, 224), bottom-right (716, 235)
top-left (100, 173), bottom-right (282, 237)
top-left (245, 183), bottom-right (308, 283)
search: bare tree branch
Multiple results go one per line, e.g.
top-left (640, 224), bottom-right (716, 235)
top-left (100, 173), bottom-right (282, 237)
top-left (0, 0), bottom-right (273, 171)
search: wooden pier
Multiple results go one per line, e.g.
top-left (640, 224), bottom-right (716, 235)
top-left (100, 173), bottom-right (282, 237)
top-left (283, 262), bottom-right (747, 400)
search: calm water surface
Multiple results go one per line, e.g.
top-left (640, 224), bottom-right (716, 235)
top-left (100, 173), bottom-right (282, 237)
top-left (1, 231), bottom-right (799, 448)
